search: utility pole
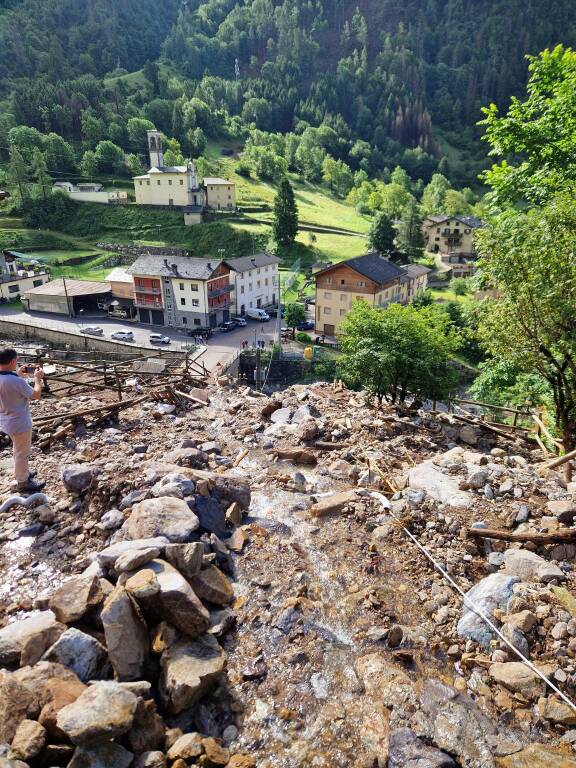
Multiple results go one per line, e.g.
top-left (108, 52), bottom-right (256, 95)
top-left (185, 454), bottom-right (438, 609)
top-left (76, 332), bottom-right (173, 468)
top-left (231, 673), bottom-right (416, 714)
top-left (62, 275), bottom-right (72, 317)
top-left (255, 345), bottom-right (261, 390)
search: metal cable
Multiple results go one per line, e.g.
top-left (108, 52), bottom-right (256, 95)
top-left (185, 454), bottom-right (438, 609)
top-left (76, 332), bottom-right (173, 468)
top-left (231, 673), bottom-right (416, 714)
top-left (370, 491), bottom-right (576, 712)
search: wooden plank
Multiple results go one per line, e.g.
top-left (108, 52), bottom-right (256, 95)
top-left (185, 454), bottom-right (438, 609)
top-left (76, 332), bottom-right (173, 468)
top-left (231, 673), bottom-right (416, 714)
top-left (454, 398), bottom-right (529, 416)
top-left (467, 526), bottom-right (576, 544)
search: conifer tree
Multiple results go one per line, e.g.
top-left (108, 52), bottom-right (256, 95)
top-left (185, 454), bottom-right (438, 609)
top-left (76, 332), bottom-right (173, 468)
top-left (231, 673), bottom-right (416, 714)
top-left (396, 198), bottom-right (425, 260)
top-left (368, 211), bottom-right (395, 254)
top-left (273, 178), bottom-right (298, 247)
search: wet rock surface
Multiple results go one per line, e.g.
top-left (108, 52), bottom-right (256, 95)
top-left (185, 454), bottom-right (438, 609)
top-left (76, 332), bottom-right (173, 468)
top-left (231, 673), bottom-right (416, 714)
top-left (0, 379), bottom-right (576, 766)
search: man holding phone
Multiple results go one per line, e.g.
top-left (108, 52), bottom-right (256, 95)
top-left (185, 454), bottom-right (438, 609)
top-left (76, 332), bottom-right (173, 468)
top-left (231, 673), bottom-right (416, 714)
top-left (0, 347), bottom-right (46, 493)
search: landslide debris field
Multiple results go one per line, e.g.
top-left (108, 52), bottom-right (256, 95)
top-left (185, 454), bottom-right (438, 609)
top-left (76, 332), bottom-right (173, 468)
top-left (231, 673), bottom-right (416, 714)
top-left (0, 378), bottom-right (575, 768)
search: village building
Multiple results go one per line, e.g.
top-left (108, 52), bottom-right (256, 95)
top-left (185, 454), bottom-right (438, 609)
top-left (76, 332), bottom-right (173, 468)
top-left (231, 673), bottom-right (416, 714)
top-left (21, 278), bottom-right (112, 315)
top-left (313, 253), bottom-right (430, 336)
top-left (225, 252), bottom-right (281, 316)
top-left (0, 250), bottom-right (50, 303)
top-left (128, 254), bottom-right (232, 328)
top-left (101, 267), bottom-right (137, 319)
top-left (133, 131), bottom-right (235, 225)
top-left (52, 181), bottom-right (128, 204)
top-left (422, 214), bottom-right (483, 278)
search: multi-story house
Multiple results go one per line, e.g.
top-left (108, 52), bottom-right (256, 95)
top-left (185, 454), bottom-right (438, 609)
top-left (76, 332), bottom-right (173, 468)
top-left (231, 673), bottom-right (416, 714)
top-left (313, 253), bottom-right (430, 336)
top-left (204, 178), bottom-right (236, 211)
top-left (225, 252), bottom-right (281, 316)
top-left (0, 250), bottom-right (50, 303)
top-left (422, 215), bottom-right (482, 255)
top-left (128, 255), bottom-right (232, 328)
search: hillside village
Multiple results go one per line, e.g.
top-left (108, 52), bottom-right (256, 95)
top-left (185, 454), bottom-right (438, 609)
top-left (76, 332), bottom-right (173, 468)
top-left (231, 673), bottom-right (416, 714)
top-left (1, 1), bottom-right (576, 766)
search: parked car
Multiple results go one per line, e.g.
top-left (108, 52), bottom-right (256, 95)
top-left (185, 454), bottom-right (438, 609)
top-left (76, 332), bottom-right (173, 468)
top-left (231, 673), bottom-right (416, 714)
top-left (297, 320), bottom-right (315, 331)
top-left (232, 316), bottom-right (247, 326)
top-left (220, 321), bottom-right (237, 332)
top-left (186, 327), bottom-right (213, 339)
top-left (111, 331), bottom-right (134, 342)
top-left (267, 305), bottom-right (285, 318)
top-left (149, 333), bottom-right (171, 345)
top-left (304, 297), bottom-right (315, 305)
top-left (245, 308), bottom-right (270, 321)
top-left (80, 326), bottom-right (104, 336)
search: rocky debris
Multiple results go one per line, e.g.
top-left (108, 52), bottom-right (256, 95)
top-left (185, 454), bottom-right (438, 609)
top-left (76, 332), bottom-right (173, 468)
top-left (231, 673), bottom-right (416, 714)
top-left (159, 635), bottom-right (226, 714)
top-left (10, 718), bottom-right (46, 761)
top-left (164, 542), bottom-right (204, 578)
top-left (409, 459), bottom-right (472, 508)
top-left (119, 497), bottom-right (199, 543)
top-left (457, 574), bottom-right (519, 647)
top-left (309, 489), bottom-right (358, 517)
top-left (0, 672), bottom-right (37, 743)
top-left (62, 465), bottom-right (97, 494)
top-left (68, 742), bottom-right (134, 768)
top-left (97, 537), bottom-right (170, 567)
top-left (57, 681), bottom-right (138, 746)
top-left (503, 549), bottom-right (566, 583)
top-left (388, 727), bottom-right (456, 768)
top-left (38, 677), bottom-right (86, 738)
top-left (488, 662), bottom-right (547, 699)
top-left (42, 628), bottom-right (107, 682)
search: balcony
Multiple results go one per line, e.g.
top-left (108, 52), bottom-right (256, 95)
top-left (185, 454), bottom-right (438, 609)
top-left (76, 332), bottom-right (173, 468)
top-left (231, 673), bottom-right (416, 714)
top-left (208, 297), bottom-right (231, 310)
top-left (134, 285), bottom-right (161, 295)
top-left (208, 285), bottom-right (231, 299)
top-left (135, 296), bottom-right (163, 308)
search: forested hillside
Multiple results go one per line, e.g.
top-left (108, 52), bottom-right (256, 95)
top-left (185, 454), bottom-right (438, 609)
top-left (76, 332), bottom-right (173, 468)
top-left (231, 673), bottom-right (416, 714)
top-left (1, 0), bottom-right (575, 188)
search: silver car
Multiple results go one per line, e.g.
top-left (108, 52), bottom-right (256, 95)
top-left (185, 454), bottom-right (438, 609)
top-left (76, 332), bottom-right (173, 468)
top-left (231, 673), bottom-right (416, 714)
top-left (80, 326), bottom-right (104, 336)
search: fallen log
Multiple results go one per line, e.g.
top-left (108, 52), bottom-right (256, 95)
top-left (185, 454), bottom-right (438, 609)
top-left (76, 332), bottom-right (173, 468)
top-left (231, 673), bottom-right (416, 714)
top-left (466, 526), bottom-right (576, 544)
top-left (313, 440), bottom-right (350, 451)
top-left (540, 446), bottom-right (576, 473)
top-left (174, 389), bottom-right (210, 406)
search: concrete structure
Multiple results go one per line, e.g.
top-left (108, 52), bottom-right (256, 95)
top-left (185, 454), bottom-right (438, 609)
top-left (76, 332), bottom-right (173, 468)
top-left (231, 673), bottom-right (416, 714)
top-left (422, 215), bottom-right (482, 255)
top-left (0, 251), bottom-right (50, 302)
top-left (313, 253), bottom-right (430, 336)
top-left (53, 181), bottom-right (128, 204)
top-left (21, 278), bottom-right (112, 316)
top-left (204, 178), bottom-right (236, 210)
top-left (437, 252), bottom-right (478, 278)
top-left (102, 267), bottom-right (137, 319)
top-left (225, 252), bottom-right (281, 316)
top-left (128, 255), bottom-right (231, 328)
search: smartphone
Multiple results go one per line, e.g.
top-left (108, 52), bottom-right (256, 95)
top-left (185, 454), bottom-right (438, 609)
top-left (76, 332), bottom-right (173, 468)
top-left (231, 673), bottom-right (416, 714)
top-left (23, 365), bottom-right (36, 374)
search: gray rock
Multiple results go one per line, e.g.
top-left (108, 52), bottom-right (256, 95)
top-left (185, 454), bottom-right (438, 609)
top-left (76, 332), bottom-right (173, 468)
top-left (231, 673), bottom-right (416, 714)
top-left (0, 611), bottom-right (64, 666)
top-left (199, 441), bottom-right (220, 454)
top-left (150, 473), bottom-right (194, 499)
top-left (68, 743), bottom-right (134, 768)
top-left (164, 542), bottom-right (204, 579)
top-left (457, 573), bottom-right (519, 648)
top-left (210, 473), bottom-right (251, 510)
top-left (62, 465), bottom-right (97, 494)
top-left (547, 498), bottom-right (576, 524)
top-left (409, 460), bottom-right (472, 508)
top-left (500, 623), bottom-right (529, 657)
top-left (498, 478), bottom-right (514, 494)
top-left (120, 490), bottom-right (149, 510)
top-left (97, 537), bottom-right (169, 568)
top-left (42, 628), bottom-right (107, 682)
top-left (160, 635), bottom-right (226, 714)
top-left (483, 484), bottom-right (494, 500)
top-left (48, 575), bottom-right (104, 624)
top-left (488, 551), bottom-right (505, 569)
top-left (503, 549), bottom-right (566, 583)
top-left (515, 505), bottom-right (530, 524)
top-left (101, 587), bottom-right (148, 681)
top-left (291, 404), bottom-right (311, 424)
top-left (164, 447), bottom-right (209, 468)
top-left (120, 497), bottom-right (199, 543)
top-left (134, 751), bottom-right (166, 768)
top-left (467, 470), bottom-right (488, 490)
top-left (459, 425), bottom-right (478, 446)
top-left (114, 547), bottom-right (160, 572)
top-left (270, 407), bottom-right (292, 424)
top-left (127, 559), bottom-right (210, 639)
top-left (191, 496), bottom-right (225, 535)
top-left (98, 509), bottom-right (124, 531)
top-left (419, 680), bottom-right (496, 768)
top-left (57, 682), bottom-right (138, 746)
top-left (388, 727), bottom-right (456, 768)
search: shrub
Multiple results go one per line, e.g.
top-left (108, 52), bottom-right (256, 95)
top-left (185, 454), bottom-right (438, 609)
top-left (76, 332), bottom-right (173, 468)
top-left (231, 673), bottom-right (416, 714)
top-left (296, 331), bottom-right (312, 343)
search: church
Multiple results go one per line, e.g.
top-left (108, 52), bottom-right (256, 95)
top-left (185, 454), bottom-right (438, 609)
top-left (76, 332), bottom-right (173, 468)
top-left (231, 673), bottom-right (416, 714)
top-left (133, 131), bottom-right (236, 225)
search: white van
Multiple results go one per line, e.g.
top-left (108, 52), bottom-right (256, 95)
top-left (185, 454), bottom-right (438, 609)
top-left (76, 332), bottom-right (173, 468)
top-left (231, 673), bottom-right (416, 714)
top-left (245, 308), bottom-right (270, 321)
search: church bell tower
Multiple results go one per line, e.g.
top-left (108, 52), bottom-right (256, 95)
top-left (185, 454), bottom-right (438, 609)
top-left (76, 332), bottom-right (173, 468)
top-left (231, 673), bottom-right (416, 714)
top-left (147, 130), bottom-right (164, 169)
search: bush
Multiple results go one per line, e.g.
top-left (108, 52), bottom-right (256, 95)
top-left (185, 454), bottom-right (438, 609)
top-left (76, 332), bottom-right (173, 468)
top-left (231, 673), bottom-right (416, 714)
top-left (296, 332), bottom-right (312, 343)
top-left (236, 160), bottom-right (252, 178)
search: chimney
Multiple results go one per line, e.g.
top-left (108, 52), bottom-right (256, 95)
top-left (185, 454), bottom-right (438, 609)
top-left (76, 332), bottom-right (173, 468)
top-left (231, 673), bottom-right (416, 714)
top-left (171, 263), bottom-right (179, 276)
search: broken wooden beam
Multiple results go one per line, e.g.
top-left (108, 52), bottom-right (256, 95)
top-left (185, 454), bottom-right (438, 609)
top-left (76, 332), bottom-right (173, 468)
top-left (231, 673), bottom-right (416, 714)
top-left (466, 526), bottom-right (576, 544)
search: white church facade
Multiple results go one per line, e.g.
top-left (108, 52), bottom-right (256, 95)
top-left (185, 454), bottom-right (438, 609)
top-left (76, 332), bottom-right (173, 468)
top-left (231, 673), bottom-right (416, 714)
top-left (133, 131), bottom-right (235, 225)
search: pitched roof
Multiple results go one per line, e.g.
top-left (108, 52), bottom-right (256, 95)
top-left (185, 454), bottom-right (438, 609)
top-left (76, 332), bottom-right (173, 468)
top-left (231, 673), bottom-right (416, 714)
top-left (22, 279), bottom-right (111, 297)
top-left (315, 252), bottom-right (406, 285)
top-left (204, 177), bottom-right (233, 185)
top-left (424, 214), bottom-right (483, 228)
top-left (106, 267), bottom-right (133, 283)
top-left (225, 252), bottom-right (281, 273)
top-left (127, 255), bottom-right (223, 280)
top-left (403, 263), bottom-right (431, 279)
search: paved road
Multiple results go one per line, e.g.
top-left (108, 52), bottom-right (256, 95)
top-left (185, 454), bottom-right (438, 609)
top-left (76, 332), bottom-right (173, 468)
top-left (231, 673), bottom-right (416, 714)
top-left (0, 308), bottom-right (282, 372)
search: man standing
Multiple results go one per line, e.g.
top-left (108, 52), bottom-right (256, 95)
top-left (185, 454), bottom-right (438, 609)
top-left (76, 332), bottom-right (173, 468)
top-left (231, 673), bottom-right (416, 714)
top-left (0, 348), bottom-right (45, 493)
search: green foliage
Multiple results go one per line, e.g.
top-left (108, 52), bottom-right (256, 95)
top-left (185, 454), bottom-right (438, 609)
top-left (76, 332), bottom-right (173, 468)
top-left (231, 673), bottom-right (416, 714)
top-left (322, 156), bottom-right (354, 198)
top-left (273, 179), bottom-right (298, 247)
top-left (285, 303), bottom-right (306, 330)
top-left (470, 359), bottom-right (553, 411)
top-left (421, 174), bottom-right (451, 215)
top-left (236, 160), bottom-right (252, 178)
top-left (480, 46), bottom-right (576, 207)
top-left (340, 301), bottom-right (460, 405)
top-left (296, 331), bottom-right (312, 343)
top-left (411, 289), bottom-right (434, 308)
top-left (368, 212), bottom-right (395, 254)
top-left (93, 141), bottom-right (125, 173)
top-left (476, 194), bottom-right (576, 448)
top-left (449, 277), bottom-right (470, 296)
top-left (127, 118), bottom-right (155, 153)
top-left (22, 193), bottom-right (77, 229)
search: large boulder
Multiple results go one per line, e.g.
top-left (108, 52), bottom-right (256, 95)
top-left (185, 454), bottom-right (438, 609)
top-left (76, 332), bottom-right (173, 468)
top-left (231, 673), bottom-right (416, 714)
top-left (127, 699), bottom-right (165, 753)
top-left (191, 496), bottom-right (225, 535)
top-left (0, 671), bottom-right (37, 743)
top-left (101, 586), bottom-right (149, 681)
top-left (164, 543), bottom-right (204, 579)
top-left (457, 573), bottom-right (519, 648)
top-left (120, 497), bottom-right (199, 543)
top-left (56, 681), bottom-right (138, 746)
top-left (408, 460), bottom-right (472, 508)
top-left (160, 635), bottom-right (226, 715)
top-left (388, 728), bottom-right (456, 768)
top-left (190, 566), bottom-right (234, 606)
top-left (68, 743), bottom-right (134, 768)
top-left (48, 575), bottom-right (104, 624)
top-left (503, 549), bottom-right (565, 583)
top-left (97, 537), bottom-right (169, 568)
top-left (42, 628), bottom-right (107, 682)
top-left (210, 473), bottom-right (251, 510)
top-left (0, 611), bottom-right (65, 666)
top-left (62, 465), bottom-right (97, 494)
top-left (125, 560), bottom-right (210, 639)
top-left (10, 719), bottom-right (46, 762)
top-left (12, 661), bottom-right (80, 702)
top-left (39, 678), bottom-right (87, 739)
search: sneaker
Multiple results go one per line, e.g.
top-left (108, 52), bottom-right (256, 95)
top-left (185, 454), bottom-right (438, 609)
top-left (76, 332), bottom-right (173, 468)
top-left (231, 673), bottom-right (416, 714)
top-left (17, 478), bottom-right (46, 494)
